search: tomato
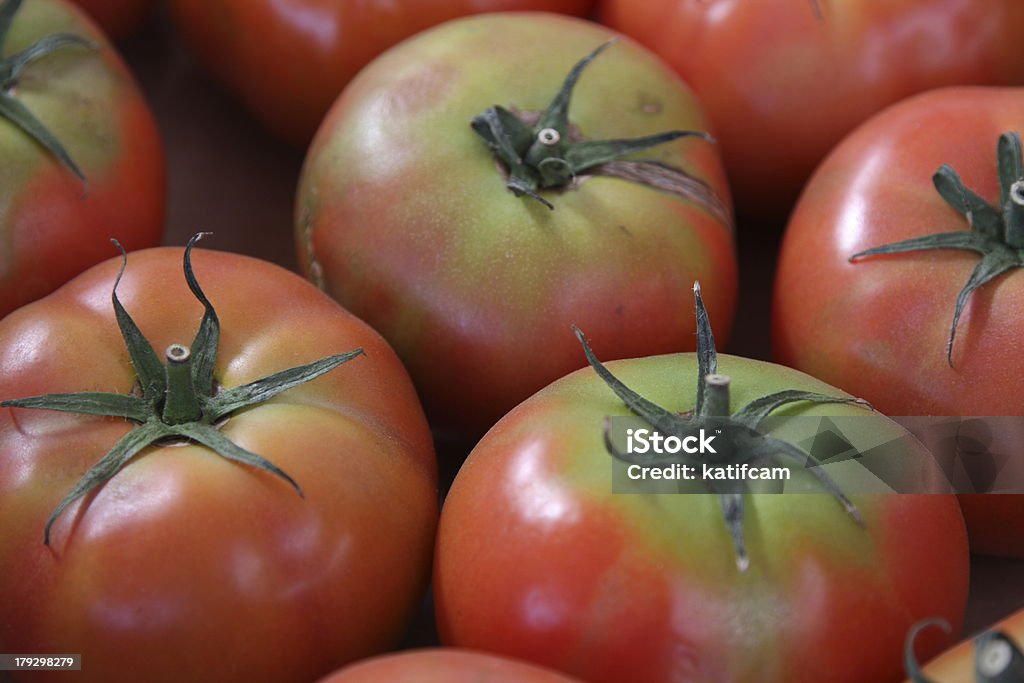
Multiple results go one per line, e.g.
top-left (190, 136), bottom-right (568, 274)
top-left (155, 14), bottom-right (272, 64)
top-left (434, 285), bottom-right (968, 683)
top-left (904, 610), bottom-right (1024, 681)
top-left (599, 0), bottom-right (1024, 215)
top-left (0, 240), bottom-right (438, 683)
top-left (319, 649), bottom-right (585, 682)
top-left (169, 0), bottom-right (596, 146)
top-left (774, 87), bottom-right (1024, 557)
top-left (67, 0), bottom-right (156, 39)
top-left (0, 0), bottom-right (164, 319)
top-left (296, 13), bottom-right (737, 438)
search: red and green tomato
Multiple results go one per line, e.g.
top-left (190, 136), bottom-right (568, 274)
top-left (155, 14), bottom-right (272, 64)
top-left (296, 13), bottom-right (737, 437)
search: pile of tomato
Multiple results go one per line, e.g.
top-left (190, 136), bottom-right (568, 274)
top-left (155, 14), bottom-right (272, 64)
top-left (1, 1), bottom-right (1022, 682)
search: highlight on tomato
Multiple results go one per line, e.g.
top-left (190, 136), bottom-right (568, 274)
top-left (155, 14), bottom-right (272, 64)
top-left (434, 283), bottom-right (969, 683)
top-left (0, 0), bottom-right (164, 320)
top-left (296, 12), bottom-right (737, 439)
top-left (774, 87), bottom-right (1024, 557)
top-left (0, 235), bottom-right (438, 683)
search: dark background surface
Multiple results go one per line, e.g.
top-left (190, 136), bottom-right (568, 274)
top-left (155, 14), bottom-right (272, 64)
top-left (113, 5), bottom-right (1022, 649)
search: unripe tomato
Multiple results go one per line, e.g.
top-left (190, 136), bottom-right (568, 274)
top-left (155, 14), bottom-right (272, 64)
top-left (297, 13), bottom-right (737, 438)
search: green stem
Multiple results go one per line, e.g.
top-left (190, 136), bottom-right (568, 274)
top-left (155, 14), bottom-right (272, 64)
top-left (851, 131), bottom-right (1024, 364)
top-left (904, 619), bottom-right (948, 683)
top-left (1, 234), bottom-right (367, 546)
top-left (703, 374), bottom-right (731, 417)
top-left (470, 42), bottom-right (728, 222)
top-left (1005, 180), bottom-right (1024, 249)
top-left (525, 127), bottom-right (572, 187)
top-left (578, 283), bottom-right (865, 571)
top-left (162, 344), bottom-right (202, 425)
top-left (525, 127), bottom-right (561, 164)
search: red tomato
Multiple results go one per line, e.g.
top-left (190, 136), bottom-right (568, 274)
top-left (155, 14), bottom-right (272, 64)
top-left (0, 244), bottom-right (438, 682)
top-left (319, 649), bottom-right (585, 683)
top-left (599, 0), bottom-right (1024, 215)
top-left (67, 0), bottom-right (156, 39)
top-left (435, 301), bottom-right (969, 682)
top-left (296, 13), bottom-right (737, 438)
top-left (904, 609), bottom-right (1024, 681)
top-left (774, 87), bottom-right (1024, 557)
top-left (169, 0), bottom-right (596, 145)
top-left (0, 0), bottom-right (164, 319)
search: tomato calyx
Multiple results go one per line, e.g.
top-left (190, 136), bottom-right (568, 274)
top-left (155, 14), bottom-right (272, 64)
top-left (471, 40), bottom-right (731, 227)
top-left (850, 131), bottom-right (1024, 368)
top-left (905, 618), bottom-right (1024, 682)
top-left (573, 282), bottom-right (866, 571)
top-left (0, 0), bottom-right (95, 181)
top-left (1, 233), bottom-right (365, 545)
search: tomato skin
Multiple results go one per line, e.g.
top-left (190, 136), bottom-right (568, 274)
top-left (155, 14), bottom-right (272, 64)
top-left (67, 0), bottom-right (156, 39)
top-left (0, 248), bottom-right (438, 683)
top-left (434, 353), bottom-right (969, 683)
top-left (0, 0), bottom-right (165, 320)
top-left (319, 649), bottom-right (585, 682)
top-left (773, 87), bottom-right (1024, 557)
top-left (297, 12), bottom-right (737, 437)
top-left (906, 609), bottom-right (1024, 682)
top-left (169, 0), bottom-right (595, 146)
top-left (599, 0), bottom-right (1024, 214)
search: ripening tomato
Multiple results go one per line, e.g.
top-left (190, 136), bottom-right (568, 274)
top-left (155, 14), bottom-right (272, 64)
top-left (0, 242), bottom-right (438, 683)
top-left (774, 87), bottom-right (1024, 557)
top-left (0, 0), bottom-right (164, 318)
top-left (297, 13), bottom-right (737, 438)
top-left (435, 287), bottom-right (969, 683)
top-left (67, 0), bottom-right (156, 39)
top-left (319, 649), bottom-right (585, 683)
top-left (599, 0), bottom-right (1024, 215)
top-left (169, 0), bottom-right (596, 145)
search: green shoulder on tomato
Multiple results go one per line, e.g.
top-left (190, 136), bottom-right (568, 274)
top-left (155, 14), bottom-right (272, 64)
top-left (296, 12), bottom-right (737, 439)
top-left (436, 285), bottom-right (968, 683)
top-left (0, 0), bottom-right (164, 318)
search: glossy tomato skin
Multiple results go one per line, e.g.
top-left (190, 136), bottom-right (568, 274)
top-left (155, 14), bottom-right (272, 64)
top-left (774, 87), bottom-right (1024, 557)
top-left (319, 649), bottom-right (585, 682)
top-left (435, 354), bottom-right (969, 683)
top-left (67, 0), bottom-right (156, 39)
top-left (0, 248), bottom-right (438, 683)
top-left (1, 0), bottom-right (164, 320)
top-left (600, 0), bottom-right (1024, 214)
top-left (297, 13), bottom-right (737, 437)
top-left (906, 609), bottom-right (1024, 682)
top-left (170, 0), bottom-right (595, 146)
